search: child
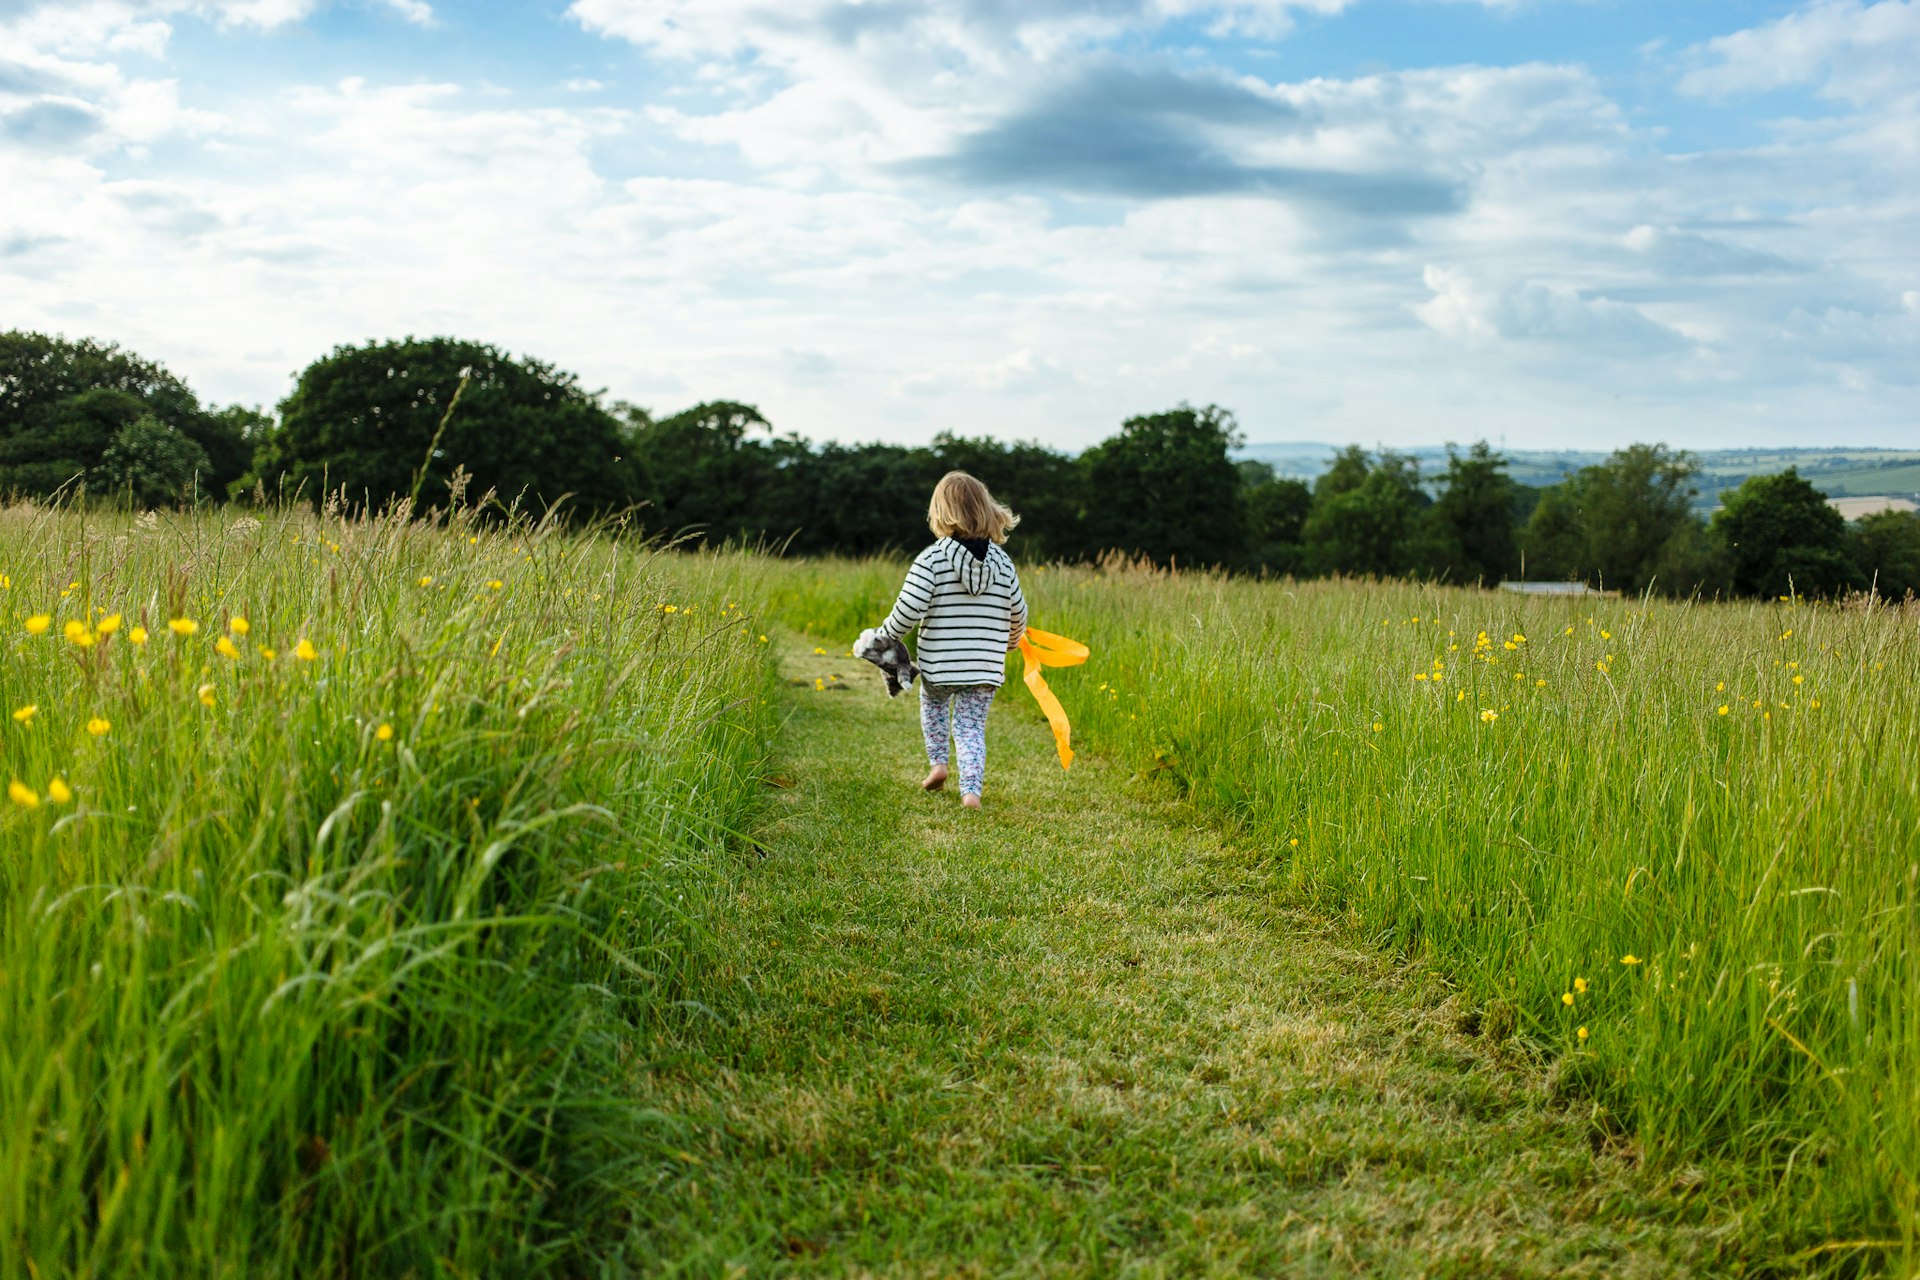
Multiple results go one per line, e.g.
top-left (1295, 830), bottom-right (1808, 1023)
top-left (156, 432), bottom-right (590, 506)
top-left (874, 471), bottom-right (1027, 809)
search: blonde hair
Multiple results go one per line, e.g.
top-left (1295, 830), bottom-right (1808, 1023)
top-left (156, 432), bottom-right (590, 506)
top-left (928, 470), bottom-right (1019, 544)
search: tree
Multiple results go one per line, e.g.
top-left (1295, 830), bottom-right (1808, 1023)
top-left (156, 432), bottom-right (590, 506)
top-left (1078, 404), bottom-right (1245, 567)
top-left (1579, 445), bottom-right (1705, 594)
top-left (1429, 442), bottom-right (1519, 584)
top-left (0, 331), bottom-right (246, 497)
top-left (1711, 468), bottom-right (1862, 598)
top-left (1520, 480), bottom-right (1584, 581)
top-left (96, 414), bottom-right (212, 507)
top-left (260, 337), bottom-right (650, 516)
top-left (1522, 445), bottom-right (1714, 595)
top-left (1851, 509), bottom-right (1920, 601)
top-left (625, 400), bottom-right (807, 543)
top-left (931, 433), bottom-right (1087, 562)
top-left (1238, 462), bottom-right (1312, 574)
top-left (1302, 449), bottom-right (1434, 578)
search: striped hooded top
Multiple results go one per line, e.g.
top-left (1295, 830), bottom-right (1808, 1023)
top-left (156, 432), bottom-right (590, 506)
top-left (878, 537), bottom-right (1028, 688)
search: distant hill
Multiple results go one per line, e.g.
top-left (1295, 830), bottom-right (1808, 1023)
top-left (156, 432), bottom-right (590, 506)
top-left (1236, 443), bottom-right (1920, 507)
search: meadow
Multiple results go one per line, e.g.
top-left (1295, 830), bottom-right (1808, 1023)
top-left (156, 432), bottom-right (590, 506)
top-left (6, 507), bottom-right (1918, 1274)
top-left (0, 504), bottom-right (775, 1276)
top-left (762, 556), bottom-right (1920, 1267)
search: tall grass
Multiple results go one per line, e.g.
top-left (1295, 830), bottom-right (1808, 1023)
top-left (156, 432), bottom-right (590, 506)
top-left (0, 502), bottom-right (774, 1276)
top-left (772, 556), bottom-right (1920, 1265)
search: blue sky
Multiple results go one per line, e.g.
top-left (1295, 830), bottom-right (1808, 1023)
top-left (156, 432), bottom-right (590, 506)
top-left (2, 0), bottom-right (1915, 452)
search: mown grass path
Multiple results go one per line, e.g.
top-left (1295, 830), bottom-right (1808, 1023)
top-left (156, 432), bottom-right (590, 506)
top-left (628, 639), bottom-right (1736, 1277)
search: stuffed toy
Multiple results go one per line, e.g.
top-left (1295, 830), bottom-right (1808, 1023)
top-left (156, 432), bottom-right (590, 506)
top-left (854, 627), bottom-right (919, 697)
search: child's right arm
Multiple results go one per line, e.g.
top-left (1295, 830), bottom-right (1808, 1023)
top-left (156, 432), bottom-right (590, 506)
top-left (877, 549), bottom-right (938, 640)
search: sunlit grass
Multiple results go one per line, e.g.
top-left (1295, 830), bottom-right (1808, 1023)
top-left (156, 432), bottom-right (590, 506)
top-left (0, 502), bottom-right (775, 1275)
top-left (770, 555), bottom-right (1920, 1264)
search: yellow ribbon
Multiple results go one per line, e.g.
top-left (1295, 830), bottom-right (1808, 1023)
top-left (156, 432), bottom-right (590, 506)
top-left (1016, 626), bottom-right (1089, 770)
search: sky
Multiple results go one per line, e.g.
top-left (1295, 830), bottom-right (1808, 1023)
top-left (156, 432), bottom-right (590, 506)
top-left (1, 0), bottom-right (1916, 453)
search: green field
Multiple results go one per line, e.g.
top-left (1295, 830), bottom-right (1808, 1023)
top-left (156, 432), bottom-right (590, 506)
top-left (6, 511), bottom-right (1917, 1275)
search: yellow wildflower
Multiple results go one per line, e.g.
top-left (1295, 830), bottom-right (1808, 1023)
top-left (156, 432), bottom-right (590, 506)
top-left (8, 780), bottom-right (38, 809)
top-left (197, 684), bottom-right (215, 708)
top-left (1577, 1026), bottom-right (1589, 1042)
top-left (229, 616), bottom-right (250, 636)
top-left (128, 625), bottom-right (149, 645)
top-left (294, 639), bottom-right (318, 662)
top-left (1621, 954), bottom-right (1642, 966)
top-left (1574, 977), bottom-right (1588, 994)
top-left (12, 704), bottom-right (35, 725)
top-left (87, 717), bottom-right (110, 736)
top-left (1792, 674), bottom-right (1804, 686)
top-left (417, 575), bottom-right (435, 588)
top-left (1480, 709), bottom-right (1498, 723)
top-left (487, 579), bottom-right (503, 591)
top-left (215, 636), bottom-right (241, 660)
top-left (1717, 705), bottom-right (1730, 716)
top-left (47, 777), bottom-right (71, 804)
top-left (26, 614), bottom-right (51, 635)
top-left (169, 618), bottom-right (197, 637)
top-left (813, 647), bottom-right (826, 655)
top-left (375, 723), bottom-right (394, 742)
top-left (1561, 992), bottom-right (1574, 1006)
top-left (97, 613), bottom-right (121, 635)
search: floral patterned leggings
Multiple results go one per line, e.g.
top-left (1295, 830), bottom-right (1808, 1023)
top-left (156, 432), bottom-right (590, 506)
top-left (920, 683), bottom-right (997, 796)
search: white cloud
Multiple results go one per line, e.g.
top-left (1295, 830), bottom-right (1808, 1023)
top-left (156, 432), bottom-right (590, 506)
top-left (1414, 265), bottom-right (1691, 356)
top-left (1679, 0), bottom-right (1920, 105)
top-left (0, 0), bottom-right (1917, 452)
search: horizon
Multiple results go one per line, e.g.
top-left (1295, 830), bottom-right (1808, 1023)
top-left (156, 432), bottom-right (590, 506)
top-left (2, 0), bottom-right (1916, 453)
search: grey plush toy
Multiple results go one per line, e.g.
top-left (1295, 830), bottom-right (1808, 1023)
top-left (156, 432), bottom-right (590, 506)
top-left (854, 627), bottom-right (919, 697)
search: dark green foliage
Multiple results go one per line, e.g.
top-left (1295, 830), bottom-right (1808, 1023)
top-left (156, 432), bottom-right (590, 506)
top-left (930, 433), bottom-right (1087, 563)
top-left (1239, 462), bottom-right (1311, 575)
top-left (0, 331), bottom-right (244, 497)
top-left (1079, 404), bottom-right (1246, 567)
top-left (1, 329), bottom-right (1885, 599)
top-left (263, 337), bottom-right (651, 516)
top-left (1301, 448), bottom-right (1435, 578)
top-left (1521, 445), bottom-right (1718, 595)
top-left (1850, 509), bottom-right (1920, 601)
top-left (1520, 480), bottom-right (1584, 580)
top-left (95, 413), bottom-right (212, 507)
top-left (1711, 468), bottom-right (1862, 598)
top-left (1429, 442), bottom-right (1519, 585)
top-left (624, 400), bottom-right (806, 541)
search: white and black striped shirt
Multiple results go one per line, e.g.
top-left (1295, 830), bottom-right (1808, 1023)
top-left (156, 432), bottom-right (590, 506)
top-left (879, 538), bottom-right (1028, 687)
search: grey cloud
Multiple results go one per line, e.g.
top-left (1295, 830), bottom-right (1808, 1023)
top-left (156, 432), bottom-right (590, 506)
top-left (0, 231), bottom-right (67, 257)
top-left (0, 59), bottom-right (69, 96)
top-left (902, 65), bottom-right (1461, 216)
top-left (1625, 225), bottom-right (1802, 277)
top-left (1, 98), bottom-right (104, 148)
top-left (115, 187), bottom-right (222, 237)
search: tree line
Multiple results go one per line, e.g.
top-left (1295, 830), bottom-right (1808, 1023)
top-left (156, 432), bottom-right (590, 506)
top-left (4, 330), bottom-right (1916, 601)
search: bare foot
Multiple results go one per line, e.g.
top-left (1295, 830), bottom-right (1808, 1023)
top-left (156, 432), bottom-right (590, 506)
top-left (922, 765), bottom-right (948, 791)
top-left (961, 793), bottom-right (982, 810)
